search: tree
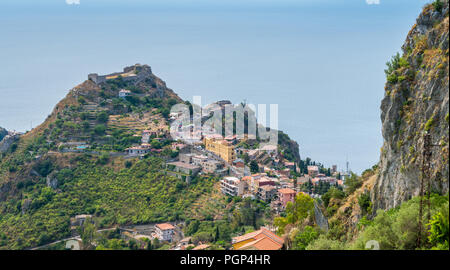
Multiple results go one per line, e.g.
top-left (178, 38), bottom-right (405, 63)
top-left (427, 202), bottom-right (449, 250)
top-left (151, 139), bottom-right (162, 149)
top-left (322, 187), bottom-right (345, 208)
top-left (384, 52), bottom-right (409, 84)
top-left (152, 238), bottom-right (161, 249)
top-left (293, 226), bottom-right (320, 250)
top-left (243, 153), bottom-right (250, 164)
top-left (214, 226), bottom-right (220, 242)
top-left (344, 173), bottom-right (362, 195)
top-left (125, 160), bottom-right (133, 168)
top-left (33, 159), bottom-right (54, 177)
top-left (275, 193), bottom-right (314, 234)
top-left (146, 239), bottom-right (153, 250)
top-left (433, 0), bottom-right (444, 13)
top-left (97, 153), bottom-right (110, 165)
top-left (250, 161), bottom-right (259, 173)
top-left (77, 96), bottom-right (87, 105)
top-left (80, 219), bottom-right (96, 250)
top-left (81, 121), bottom-right (90, 131)
top-left (193, 232), bottom-right (213, 245)
top-left (125, 95), bottom-right (140, 106)
top-left (80, 112), bottom-right (89, 120)
top-left (358, 190), bottom-right (372, 215)
top-left (94, 124), bottom-right (106, 135)
top-left (96, 111), bottom-right (109, 123)
top-left (185, 220), bottom-right (200, 235)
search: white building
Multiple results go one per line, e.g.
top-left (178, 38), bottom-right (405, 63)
top-left (191, 154), bottom-right (208, 166)
top-left (119, 89), bottom-right (131, 98)
top-left (202, 160), bottom-right (225, 174)
top-left (141, 130), bottom-right (154, 144)
top-left (155, 223), bottom-right (176, 242)
top-left (307, 166), bottom-right (319, 177)
top-left (260, 145), bottom-right (277, 156)
top-left (220, 177), bottom-right (247, 197)
top-left (126, 146), bottom-right (150, 156)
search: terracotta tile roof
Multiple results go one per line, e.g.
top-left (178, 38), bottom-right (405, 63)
top-left (238, 236), bottom-right (283, 250)
top-left (232, 230), bottom-right (263, 243)
top-left (258, 228), bottom-right (284, 244)
top-left (180, 237), bottom-right (192, 243)
top-left (156, 223), bottom-right (175, 231)
top-left (205, 134), bottom-right (223, 140)
top-left (278, 188), bottom-right (296, 195)
top-left (193, 244), bottom-right (210, 250)
top-left (233, 228), bottom-right (284, 250)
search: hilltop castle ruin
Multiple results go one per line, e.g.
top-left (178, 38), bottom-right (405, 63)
top-left (88, 64), bottom-right (152, 85)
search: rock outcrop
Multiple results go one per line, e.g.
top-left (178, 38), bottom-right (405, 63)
top-left (314, 201), bottom-right (329, 232)
top-left (0, 133), bottom-right (20, 154)
top-left (372, 1), bottom-right (449, 210)
top-left (0, 127), bottom-right (7, 142)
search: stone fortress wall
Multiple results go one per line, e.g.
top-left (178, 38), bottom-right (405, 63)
top-left (88, 64), bottom-right (153, 85)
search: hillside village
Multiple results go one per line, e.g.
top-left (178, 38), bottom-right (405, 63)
top-left (3, 1), bottom-right (448, 249)
top-left (0, 64), bottom-right (350, 250)
top-left (48, 66), bottom-right (349, 250)
top-left (0, 0), bottom-right (448, 252)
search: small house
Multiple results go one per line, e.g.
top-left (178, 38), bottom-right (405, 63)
top-left (119, 89), bottom-right (131, 98)
top-left (155, 223), bottom-right (176, 242)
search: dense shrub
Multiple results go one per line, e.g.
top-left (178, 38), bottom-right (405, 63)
top-left (384, 52), bottom-right (409, 78)
top-left (433, 0), bottom-right (444, 12)
top-left (306, 234), bottom-right (345, 250)
top-left (350, 194), bottom-right (448, 250)
top-left (292, 226), bottom-right (320, 250)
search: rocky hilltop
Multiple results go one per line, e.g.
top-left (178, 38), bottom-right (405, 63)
top-left (0, 127), bottom-right (7, 142)
top-left (373, 1), bottom-right (449, 210)
top-left (0, 63), bottom-right (302, 249)
top-left (21, 64), bottom-right (182, 146)
top-left (0, 127), bottom-right (8, 141)
top-left (0, 128), bottom-right (21, 154)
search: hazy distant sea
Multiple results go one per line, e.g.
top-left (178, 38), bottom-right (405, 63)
top-left (0, 0), bottom-right (427, 172)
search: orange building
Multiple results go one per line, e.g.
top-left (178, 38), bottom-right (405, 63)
top-left (232, 227), bottom-right (284, 250)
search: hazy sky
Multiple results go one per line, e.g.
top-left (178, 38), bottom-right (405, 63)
top-left (0, 0), bottom-right (431, 173)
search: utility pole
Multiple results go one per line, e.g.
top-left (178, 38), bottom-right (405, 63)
top-left (417, 132), bottom-right (437, 248)
top-left (417, 133), bottom-right (430, 247)
top-left (417, 99), bottom-right (444, 248)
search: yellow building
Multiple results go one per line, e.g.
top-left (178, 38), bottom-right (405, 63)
top-left (203, 137), bottom-right (236, 163)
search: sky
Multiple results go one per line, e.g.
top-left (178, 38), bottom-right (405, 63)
top-left (0, 0), bottom-right (432, 173)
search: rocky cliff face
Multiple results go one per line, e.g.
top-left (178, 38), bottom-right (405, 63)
top-left (373, 1), bottom-right (449, 210)
top-left (0, 127), bottom-right (7, 142)
top-left (0, 129), bottom-right (20, 154)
